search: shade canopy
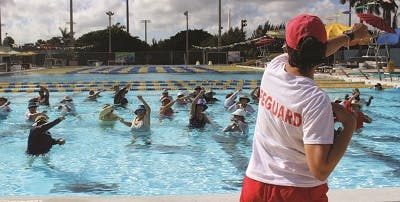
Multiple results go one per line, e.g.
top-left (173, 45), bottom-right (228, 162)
top-left (325, 22), bottom-right (370, 46)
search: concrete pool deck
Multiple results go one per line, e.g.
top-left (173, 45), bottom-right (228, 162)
top-left (1, 187), bottom-right (400, 202)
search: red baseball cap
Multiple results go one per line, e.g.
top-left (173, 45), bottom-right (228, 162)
top-left (286, 14), bottom-right (327, 50)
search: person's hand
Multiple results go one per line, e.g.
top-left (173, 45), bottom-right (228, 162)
top-left (5, 101), bottom-right (10, 106)
top-left (137, 95), bottom-right (143, 100)
top-left (350, 23), bottom-right (369, 40)
top-left (42, 110), bottom-right (48, 114)
top-left (119, 117), bottom-right (124, 122)
top-left (332, 103), bottom-right (356, 126)
top-left (58, 116), bottom-right (66, 121)
top-left (57, 138), bottom-right (66, 145)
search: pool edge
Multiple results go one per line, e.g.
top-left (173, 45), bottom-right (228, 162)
top-left (1, 187), bottom-right (399, 202)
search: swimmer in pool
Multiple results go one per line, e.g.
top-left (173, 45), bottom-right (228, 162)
top-left (87, 89), bottom-right (104, 101)
top-left (114, 84), bottom-right (131, 108)
top-left (119, 95), bottom-right (152, 144)
top-left (99, 104), bottom-right (122, 122)
top-left (119, 95), bottom-right (151, 132)
top-left (25, 102), bottom-right (48, 122)
top-left (223, 109), bottom-right (249, 137)
top-left (0, 96), bottom-right (11, 117)
top-left (26, 115), bottom-right (66, 155)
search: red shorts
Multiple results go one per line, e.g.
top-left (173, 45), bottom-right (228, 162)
top-left (240, 176), bottom-right (328, 202)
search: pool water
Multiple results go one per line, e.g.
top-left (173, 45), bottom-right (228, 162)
top-left (0, 74), bottom-right (399, 196)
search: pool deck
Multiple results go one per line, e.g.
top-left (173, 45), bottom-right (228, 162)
top-left (1, 187), bottom-right (400, 202)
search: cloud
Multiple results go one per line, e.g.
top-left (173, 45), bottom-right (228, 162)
top-left (1, 0), bottom-right (356, 44)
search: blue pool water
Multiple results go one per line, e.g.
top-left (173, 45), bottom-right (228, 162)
top-left (0, 73), bottom-right (399, 196)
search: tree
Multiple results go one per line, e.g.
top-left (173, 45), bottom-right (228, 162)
top-left (76, 22), bottom-right (149, 52)
top-left (153, 29), bottom-right (213, 50)
top-left (2, 36), bottom-right (15, 47)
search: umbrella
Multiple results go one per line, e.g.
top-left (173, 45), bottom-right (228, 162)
top-left (376, 28), bottom-right (400, 45)
top-left (325, 22), bottom-right (371, 46)
top-left (357, 13), bottom-right (396, 33)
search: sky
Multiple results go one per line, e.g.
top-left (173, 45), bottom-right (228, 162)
top-left (0, 0), bottom-right (389, 45)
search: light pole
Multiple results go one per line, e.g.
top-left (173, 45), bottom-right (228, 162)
top-left (218, 0), bottom-right (221, 52)
top-left (141, 19), bottom-right (151, 44)
top-left (0, 2), bottom-right (2, 45)
top-left (106, 11), bottom-right (114, 53)
top-left (184, 11), bottom-right (189, 65)
top-left (126, 0), bottom-right (129, 34)
top-left (70, 0), bottom-right (74, 48)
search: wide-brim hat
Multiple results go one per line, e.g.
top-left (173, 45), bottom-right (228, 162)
top-left (232, 109), bottom-right (246, 117)
top-left (177, 91), bottom-right (185, 97)
top-left (33, 115), bottom-right (49, 126)
top-left (239, 95), bottom-right (250, 103)
top-left (0, 96), bottom-right (8, 102)
top-left (205, 91), bottom-right (216, 96)
top-left (28, 102), bottom-right (38, 108)
top-left (62, 96), bottom-right (73, 102)
top-left (134, 105), bottom-right (146, 115)
top-left (194, 86), bottom-right (202, 90)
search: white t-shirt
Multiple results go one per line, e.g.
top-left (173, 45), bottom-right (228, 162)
top-left (245, 54), bottom-right (334, 187)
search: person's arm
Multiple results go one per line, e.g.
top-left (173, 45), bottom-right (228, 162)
top-left (36, 117), bottom-right (65, 134)
top-left (237, 121), bottom-right (249, 135)
top-left (326, 23), bottom-right (369, 57)
top-left (160, 99), bottom-right (177, 114)
top-left (224, 90), bottom-right (241, 108)
top-left (222, 124), bottom-right (234, 132)
top-left (40, 86), bottom-right (50, 106)
top-left (190, 90), bottom-right (205, 118)
top-left (304, 103), bottom-right (356, 181)
top-left (227, 103), bottom-right (237, 112)
top-left (119, 118), bottom-right (132, 127)
top-left (138, 95), bottom-right (151, 124)
top-left (365, 96), bottom-right (373, 107)
top-left (363, 114), bottom-right (372, 123)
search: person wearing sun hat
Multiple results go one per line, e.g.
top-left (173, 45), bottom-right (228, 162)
top-left (26, 115), bottom-right (66, 155)
top-left (176, 91), bottom-right (191, 105)
top-left (204, 89), bottom-right (219, 104)
top-left (119, 95), bottom-right (152, 144)
top-left (189, 90), bottom-right (210, 128)
top-left (223, 109), bottom-right (249, 136)
top-left (159, 96), bottom-right (178, 118)
top-left (0, 96), bottom-right (11, 117)
top-left (25, 102), bottom-right (48, 122)
top-left (57, 96), bottom-right (76, 115)
top-left (159, 89), bottom-right (173, 102)
top-left (241, 14), bottom-right (369, 201)
top-left (228, 94), bottom-right (255, 113)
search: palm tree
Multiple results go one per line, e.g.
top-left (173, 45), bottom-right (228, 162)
top-left (380, 0), bottom-right (398, 28)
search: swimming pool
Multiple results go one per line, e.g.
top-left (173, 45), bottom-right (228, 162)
top-left (0, 73), bottom-right (399, 196)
